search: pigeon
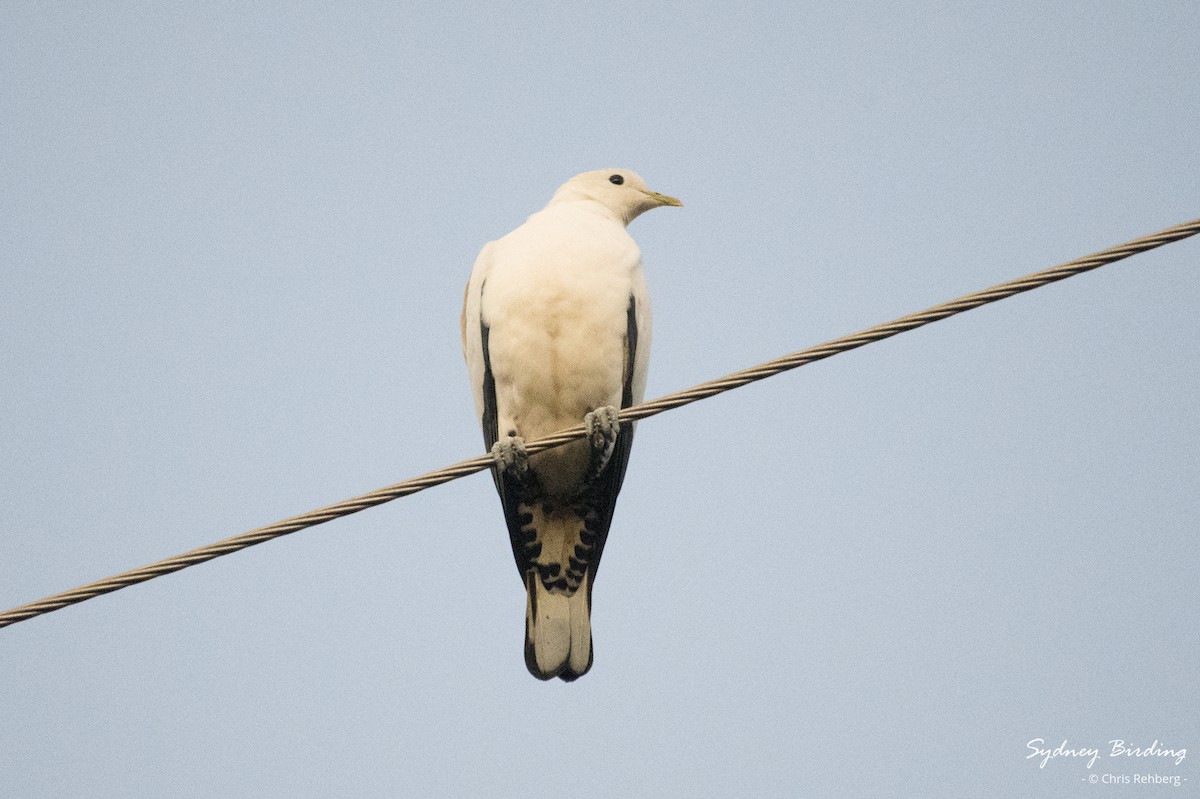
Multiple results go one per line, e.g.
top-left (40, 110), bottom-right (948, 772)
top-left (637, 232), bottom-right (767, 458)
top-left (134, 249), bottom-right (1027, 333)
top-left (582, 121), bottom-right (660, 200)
top-left (461, 169), bottom-right (681, 680)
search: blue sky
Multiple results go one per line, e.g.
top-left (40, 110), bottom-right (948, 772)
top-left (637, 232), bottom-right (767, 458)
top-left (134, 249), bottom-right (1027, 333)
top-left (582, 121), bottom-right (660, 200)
top-left (2, 2), bottom-right (1197, 796)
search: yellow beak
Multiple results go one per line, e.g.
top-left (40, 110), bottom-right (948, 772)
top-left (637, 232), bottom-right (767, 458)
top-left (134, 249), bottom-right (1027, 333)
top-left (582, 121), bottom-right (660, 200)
top-left (645, 191), bottom-right (683, 207)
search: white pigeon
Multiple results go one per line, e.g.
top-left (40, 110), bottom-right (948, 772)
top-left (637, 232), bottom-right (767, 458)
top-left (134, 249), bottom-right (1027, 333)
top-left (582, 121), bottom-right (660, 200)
top-left (461, 169), bottom-right (681, 681)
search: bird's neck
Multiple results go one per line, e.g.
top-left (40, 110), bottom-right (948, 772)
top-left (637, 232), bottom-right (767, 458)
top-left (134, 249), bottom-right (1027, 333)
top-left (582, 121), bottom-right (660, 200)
top-left (544, 189), bottom-right (630, 226)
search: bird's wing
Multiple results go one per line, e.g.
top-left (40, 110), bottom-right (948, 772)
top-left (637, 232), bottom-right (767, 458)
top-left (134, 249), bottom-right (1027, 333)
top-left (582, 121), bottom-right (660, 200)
top-left (461, 243), bottom-right (492, 426)
top-left (477, 313), bottom-right (540, 578)
top-left (576, 287), bottom-right (648, 577)
top-left (465, 243), bottom-right (534, 575)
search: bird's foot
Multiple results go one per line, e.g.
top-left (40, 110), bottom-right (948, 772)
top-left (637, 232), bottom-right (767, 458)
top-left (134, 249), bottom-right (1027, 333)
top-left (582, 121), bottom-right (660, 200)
top-left (491, 435), bottom-right (529, 477)
top-left (583, 406), bottom-right (621, 481)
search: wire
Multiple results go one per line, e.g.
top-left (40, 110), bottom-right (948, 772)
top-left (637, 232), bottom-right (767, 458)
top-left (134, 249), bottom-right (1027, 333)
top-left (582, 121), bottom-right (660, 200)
top-left (2, 217), bottom-right (1197, 630)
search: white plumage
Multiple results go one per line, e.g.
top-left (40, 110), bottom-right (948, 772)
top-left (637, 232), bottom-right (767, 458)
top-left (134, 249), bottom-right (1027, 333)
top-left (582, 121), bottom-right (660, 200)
top-left (461, 169), bottom-right (680, 681)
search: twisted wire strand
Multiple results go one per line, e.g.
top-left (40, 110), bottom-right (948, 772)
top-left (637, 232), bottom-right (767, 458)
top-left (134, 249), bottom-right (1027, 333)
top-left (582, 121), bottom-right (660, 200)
top-left (2, 217), bottom-right (1197, 630)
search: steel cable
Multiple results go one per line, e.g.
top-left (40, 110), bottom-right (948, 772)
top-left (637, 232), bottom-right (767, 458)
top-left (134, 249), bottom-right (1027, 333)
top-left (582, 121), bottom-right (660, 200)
top-left (1, 217), bottom-right (1197, 629)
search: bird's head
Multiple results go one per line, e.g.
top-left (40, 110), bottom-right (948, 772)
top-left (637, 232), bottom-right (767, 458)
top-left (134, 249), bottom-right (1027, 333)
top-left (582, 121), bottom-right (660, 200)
top-left (549, 169), bottom-right (682, 225)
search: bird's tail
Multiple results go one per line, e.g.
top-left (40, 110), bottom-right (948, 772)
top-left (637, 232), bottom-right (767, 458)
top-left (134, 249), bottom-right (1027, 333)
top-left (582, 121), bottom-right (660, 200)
top-left (524, 570), bottom-right (592, 682)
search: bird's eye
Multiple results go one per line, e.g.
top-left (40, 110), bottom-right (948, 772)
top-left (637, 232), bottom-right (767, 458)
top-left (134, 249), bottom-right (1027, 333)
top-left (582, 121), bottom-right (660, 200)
top-left (608, 174), bottom-right (624, 185)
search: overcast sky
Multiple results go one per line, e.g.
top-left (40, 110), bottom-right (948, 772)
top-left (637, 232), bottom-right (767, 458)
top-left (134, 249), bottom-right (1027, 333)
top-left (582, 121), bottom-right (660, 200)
top-left (2, 2), bottom-right (1197, 797)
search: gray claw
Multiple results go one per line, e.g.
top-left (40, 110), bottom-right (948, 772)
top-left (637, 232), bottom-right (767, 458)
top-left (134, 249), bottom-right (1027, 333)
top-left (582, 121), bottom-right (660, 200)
top-left (491, 435), bottom-right (529, 476)
top-left (584, 406), bottom-right (621, 480)
top-left (585, 406), bottom-right (621, 451)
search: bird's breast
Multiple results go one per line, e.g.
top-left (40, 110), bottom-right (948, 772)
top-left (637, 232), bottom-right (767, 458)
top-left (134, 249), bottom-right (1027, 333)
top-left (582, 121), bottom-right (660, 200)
top-left (482, 215), bottom-right (641, 441)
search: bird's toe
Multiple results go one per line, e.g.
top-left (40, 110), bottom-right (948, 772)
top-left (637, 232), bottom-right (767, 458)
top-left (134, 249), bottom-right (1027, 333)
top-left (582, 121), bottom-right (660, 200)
top-left (584, 405), bottom-right (621, 451)
top-left (491, 436), bottom-right (529, 475)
